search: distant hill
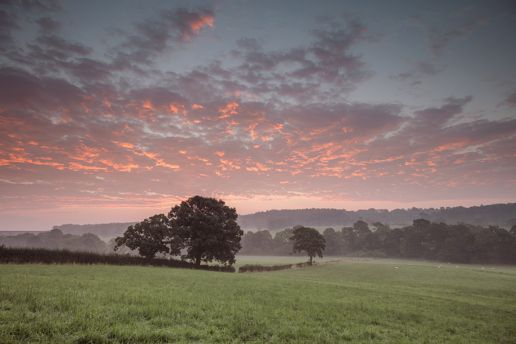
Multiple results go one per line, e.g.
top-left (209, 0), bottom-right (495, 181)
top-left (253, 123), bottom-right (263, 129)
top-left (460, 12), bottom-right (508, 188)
top-left (37, 203), bottom-right (515, 237)
top-left (0, 231), bottom-right (42, 236)
top-left (237, 203), bottom-right (516, 231)
top-left (56, 222), bottom-right (136, 238)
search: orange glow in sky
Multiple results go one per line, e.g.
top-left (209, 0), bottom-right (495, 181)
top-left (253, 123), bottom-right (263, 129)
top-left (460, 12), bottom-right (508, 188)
top-left (0, 1), bottom-right (514, 231)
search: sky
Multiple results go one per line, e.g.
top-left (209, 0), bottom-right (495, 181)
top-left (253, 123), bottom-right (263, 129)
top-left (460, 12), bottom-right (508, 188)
top-left (1, 0), bottom-right (515, 231)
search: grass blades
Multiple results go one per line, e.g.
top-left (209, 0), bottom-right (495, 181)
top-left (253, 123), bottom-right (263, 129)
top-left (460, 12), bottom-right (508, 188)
top-left (1, 260), bottom-right (515, 343)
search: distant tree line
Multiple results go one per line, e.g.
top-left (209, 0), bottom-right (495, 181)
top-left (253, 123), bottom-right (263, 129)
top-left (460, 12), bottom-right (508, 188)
top-left (0, 228), bottom-right (111, 253)
top-left (56, 222), bottom-right (136, 238)
top-left (240, 220), bottom-right (516, 265)
top-left (238, 203), bottom-right (516, 230)
top-left (11, 203), bottom-right (512, 240)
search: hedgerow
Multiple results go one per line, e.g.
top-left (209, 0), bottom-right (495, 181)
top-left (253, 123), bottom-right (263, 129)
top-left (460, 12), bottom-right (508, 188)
top-left (0, 245), bottom-right (235, 272)
top-left (238, 262), bottom-right (312, 273)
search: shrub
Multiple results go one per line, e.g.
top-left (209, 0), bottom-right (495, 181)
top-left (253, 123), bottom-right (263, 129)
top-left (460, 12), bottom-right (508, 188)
top-left (238, 262), bottom-right (312, 273)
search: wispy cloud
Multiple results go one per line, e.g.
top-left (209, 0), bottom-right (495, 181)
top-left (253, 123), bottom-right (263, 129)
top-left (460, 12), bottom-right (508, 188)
top-left (427, 16), bottom-right (488, 57)
top-left (0, 1), bottom-right (514, 226)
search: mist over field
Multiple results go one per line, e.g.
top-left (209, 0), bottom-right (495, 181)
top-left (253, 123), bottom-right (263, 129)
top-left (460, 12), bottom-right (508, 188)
top-left (2, 202), bottom-right (516, 265)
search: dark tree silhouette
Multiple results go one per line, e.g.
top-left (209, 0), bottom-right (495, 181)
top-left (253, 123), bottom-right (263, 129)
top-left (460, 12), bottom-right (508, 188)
top-left (168, 195), bottom-right (243, 267)
top-left (114, 214), bottom-right (175, 259)
top-left (290, 226), bottom-right (326, 265)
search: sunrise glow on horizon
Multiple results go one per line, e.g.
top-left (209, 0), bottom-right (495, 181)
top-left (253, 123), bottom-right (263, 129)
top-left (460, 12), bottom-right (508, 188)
top-left (1, 1), bottom-right (515, 231)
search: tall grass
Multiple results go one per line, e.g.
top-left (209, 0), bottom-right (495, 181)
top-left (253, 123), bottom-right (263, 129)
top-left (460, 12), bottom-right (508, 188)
top-left (1, 260), bottom-right (515, 343)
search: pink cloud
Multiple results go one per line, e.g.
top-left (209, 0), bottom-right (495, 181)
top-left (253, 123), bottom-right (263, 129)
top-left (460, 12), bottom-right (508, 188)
top-left (0, 4), bottom-right (514, 229)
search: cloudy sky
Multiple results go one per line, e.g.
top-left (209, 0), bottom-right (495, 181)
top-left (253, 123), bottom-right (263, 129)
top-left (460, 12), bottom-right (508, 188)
top-left (1, 0), bottom-right (515, 231)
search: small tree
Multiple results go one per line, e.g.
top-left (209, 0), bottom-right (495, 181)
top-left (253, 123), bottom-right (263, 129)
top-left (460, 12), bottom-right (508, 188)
top-left (290, 226), bottom-right (326, 265)
top-left (114, 214), bottom-right (177, 259)
top-left (168, 195), bottom-right (243, 267)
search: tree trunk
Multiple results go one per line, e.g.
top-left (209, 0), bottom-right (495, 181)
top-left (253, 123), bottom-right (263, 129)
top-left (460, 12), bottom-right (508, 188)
top-left (195, 254), bottom-right (201, 268)
top-left (309, 255), bottom-right (313, 266)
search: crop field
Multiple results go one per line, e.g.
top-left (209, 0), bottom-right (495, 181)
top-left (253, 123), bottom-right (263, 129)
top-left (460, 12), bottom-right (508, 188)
top-left (1, 259), bottom-right (515, 343)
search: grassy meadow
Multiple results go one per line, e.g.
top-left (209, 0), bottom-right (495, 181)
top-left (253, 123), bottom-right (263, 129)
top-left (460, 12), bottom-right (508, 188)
top-left (1, 258), bottom-right (515, 343)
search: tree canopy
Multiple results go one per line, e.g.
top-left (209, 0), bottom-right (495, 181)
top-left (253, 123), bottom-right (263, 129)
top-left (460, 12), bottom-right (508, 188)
top-left (290, 226), bottom-right (326, 265)
top-left (114, 196), bottom-right (243, 267)
top-left (168, 195), bottom-right (243, 267)
top-left (114, 214), bottom-right (174, 259)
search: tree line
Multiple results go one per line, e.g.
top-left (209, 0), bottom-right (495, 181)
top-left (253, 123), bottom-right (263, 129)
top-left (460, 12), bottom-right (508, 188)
top-left (4, 199), bottom-right (515, 266)
top-left (55, 222), bottom-right (136, 238)
top-left (13, 203), bottom-right (512, 240)
top-left (0, 228), bottom-right (109, 253)
top-left (238, 203), bottom-right (516, 230)
top-left (241, 220), bottom-right (516, 264)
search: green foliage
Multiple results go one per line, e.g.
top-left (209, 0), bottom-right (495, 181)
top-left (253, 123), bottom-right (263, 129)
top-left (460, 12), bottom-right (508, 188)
top-left (290, 226), bottom-right (326, 265)
top-left (1, 261), bottom-right (515, 343)
top-left (114, 214), bottom-right (173, 259)
top-left (169, 195), bottom-right (244, 267)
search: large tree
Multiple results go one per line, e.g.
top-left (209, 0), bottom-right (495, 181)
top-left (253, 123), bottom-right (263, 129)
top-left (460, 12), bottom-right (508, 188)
top-left (290, 226), bottom-right (326, 265)
top-left (114, 214), bottom-right (176, 259)
top-left (168, 195), bottom-right (243, 267)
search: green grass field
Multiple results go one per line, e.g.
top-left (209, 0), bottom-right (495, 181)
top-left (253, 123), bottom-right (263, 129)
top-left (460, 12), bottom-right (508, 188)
top-left (1, 258), bottom-right (515, 343)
